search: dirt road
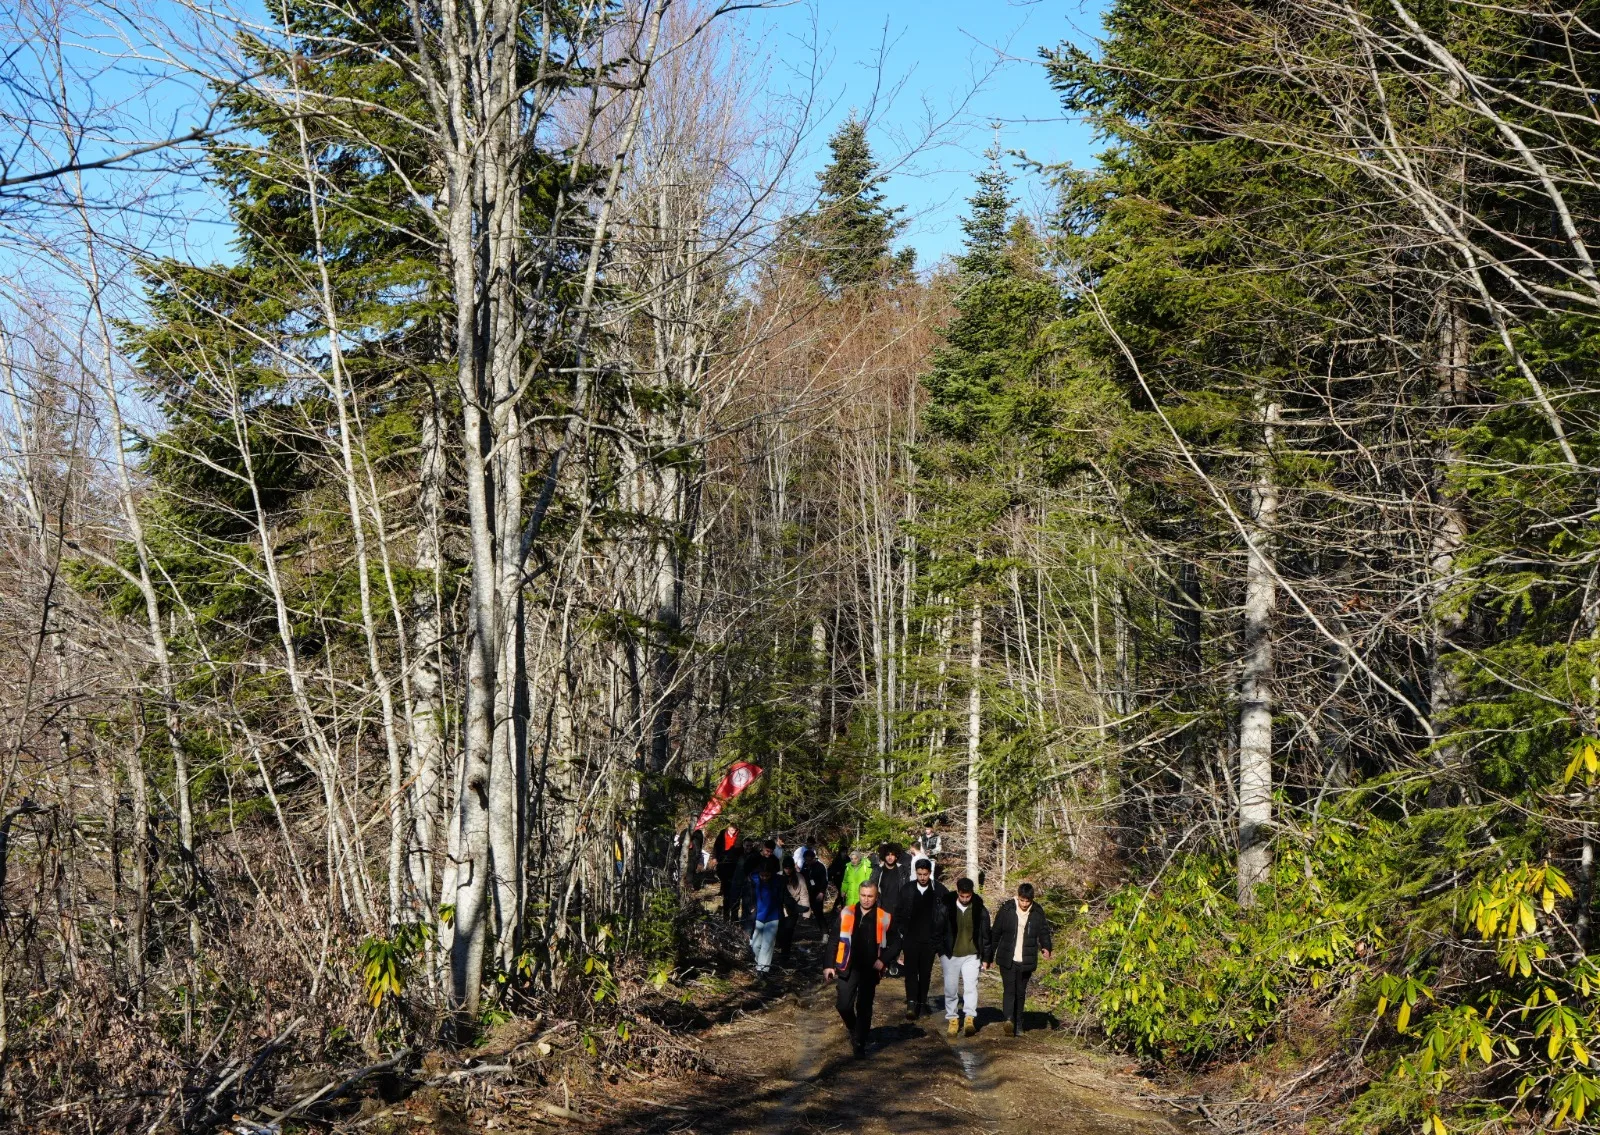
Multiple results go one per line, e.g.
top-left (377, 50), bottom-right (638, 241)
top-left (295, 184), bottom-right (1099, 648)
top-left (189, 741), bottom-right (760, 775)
top-left (591, 967), bottom-right (1188, 1135)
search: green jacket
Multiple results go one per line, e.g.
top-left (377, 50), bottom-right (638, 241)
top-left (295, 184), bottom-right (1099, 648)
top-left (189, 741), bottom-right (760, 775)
top-left (842, 858), bottom-right (873, 906)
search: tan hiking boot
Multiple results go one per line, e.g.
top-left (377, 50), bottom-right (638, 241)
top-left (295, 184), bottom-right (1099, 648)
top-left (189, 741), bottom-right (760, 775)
top-left (947, 1018), bottom-right (960, 1037)
top-left (964, 1019), bottom-right (976, 1037)
top-left (1002, 1021), bottom-right (1014, 1036)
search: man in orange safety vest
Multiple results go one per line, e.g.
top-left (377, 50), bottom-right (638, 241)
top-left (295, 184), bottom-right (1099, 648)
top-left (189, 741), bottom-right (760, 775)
top-left (824, 881), bottom-right (902, 1058)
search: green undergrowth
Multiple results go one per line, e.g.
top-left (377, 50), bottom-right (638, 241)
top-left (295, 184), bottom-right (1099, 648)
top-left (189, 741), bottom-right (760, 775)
top-left (1052, 809), bottom-right (1600, 1133)
top-left (1050, 821), bottom-right (1399, 1062)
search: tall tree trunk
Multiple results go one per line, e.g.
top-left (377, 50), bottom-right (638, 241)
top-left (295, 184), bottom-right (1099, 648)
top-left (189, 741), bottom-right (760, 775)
top-left (1237, 401), bottom-right (1279, 907)
top-left (125, 733), bottom-right (151, 987)
top-left (1172, 557), bottom-right (1203, 805)
top-left (1428, 300), bottom-right (1469, 803)
top-left (966, 604), bottom-right (982, 885)
top-left (811, 618), bottom-right (828, 744)
top-left (408, 385), bottom-right (448, 928)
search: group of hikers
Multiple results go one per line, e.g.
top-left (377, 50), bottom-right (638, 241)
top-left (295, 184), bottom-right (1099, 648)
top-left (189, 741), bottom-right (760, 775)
top-left (703, 827), bottom-right (1053, 1058)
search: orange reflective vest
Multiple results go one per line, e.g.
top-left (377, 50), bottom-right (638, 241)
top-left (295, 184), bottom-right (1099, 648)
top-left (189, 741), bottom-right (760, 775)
top-left (835, 904), bottom-right (892, 972)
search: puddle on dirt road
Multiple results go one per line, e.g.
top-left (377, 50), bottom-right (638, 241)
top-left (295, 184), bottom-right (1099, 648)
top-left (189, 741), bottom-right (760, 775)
top-left (957, 1048), bottom-right (983, 1081)
top-left (954, 1043), bottom-right (1000, 1096)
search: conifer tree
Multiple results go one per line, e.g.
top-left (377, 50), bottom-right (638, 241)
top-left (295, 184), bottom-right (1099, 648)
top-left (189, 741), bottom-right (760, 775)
top-left (792, 117), bottom-right (914, 292)
top-left (915, 149), bottom-right (1058, 880)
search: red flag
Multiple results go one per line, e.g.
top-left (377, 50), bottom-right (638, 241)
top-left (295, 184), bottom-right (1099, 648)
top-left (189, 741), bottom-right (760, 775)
top-left (693, 761), bottom-right (763, 831)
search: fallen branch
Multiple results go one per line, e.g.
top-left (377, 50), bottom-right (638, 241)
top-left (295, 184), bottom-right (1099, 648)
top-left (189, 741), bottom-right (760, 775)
top-left (228, 1047), bottom-right (411, 1135)
top-left (188, 1016), bottom-right (305, 1132)
top-left (424, 1062), bottom-right (513, 1087)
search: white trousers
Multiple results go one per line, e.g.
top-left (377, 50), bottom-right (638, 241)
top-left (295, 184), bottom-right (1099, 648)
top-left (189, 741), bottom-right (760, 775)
top-left (750, 919), bottom-right (779, 973)
top-left (942, 953), bottom-right (981, 1020)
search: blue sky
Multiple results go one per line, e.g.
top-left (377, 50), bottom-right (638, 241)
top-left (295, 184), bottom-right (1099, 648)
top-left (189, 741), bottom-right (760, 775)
top-left (0, 1), bottom-right (1112, 286)
top-left (743, 0), bottom-right (1111, 266)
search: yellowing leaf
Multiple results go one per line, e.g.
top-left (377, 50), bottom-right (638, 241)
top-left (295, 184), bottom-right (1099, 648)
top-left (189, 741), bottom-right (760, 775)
top-left (1397, 1001), bottom-right (1411, 1033)
top-left (1478, 1035), bottom-right (1494, 1064)
top-left (1521, 901), bottom-right (1537, 934)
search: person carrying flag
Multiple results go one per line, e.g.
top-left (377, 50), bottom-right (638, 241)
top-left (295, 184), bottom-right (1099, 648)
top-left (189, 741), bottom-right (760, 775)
top-left (713, 827), bottom-right (742, 921)
top-left (694, 763), bottom-right (763, 919)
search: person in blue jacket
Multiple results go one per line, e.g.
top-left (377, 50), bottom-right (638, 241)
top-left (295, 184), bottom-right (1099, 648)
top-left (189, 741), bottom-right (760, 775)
top-left (748, 857), bottom-right (797, 975)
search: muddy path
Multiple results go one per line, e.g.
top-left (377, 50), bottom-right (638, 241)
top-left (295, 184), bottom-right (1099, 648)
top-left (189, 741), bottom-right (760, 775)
top-left (589, 960), bottom-right (1188, 1135)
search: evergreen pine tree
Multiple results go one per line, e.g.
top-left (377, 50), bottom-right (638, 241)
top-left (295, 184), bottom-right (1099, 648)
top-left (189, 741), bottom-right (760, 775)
top-left (920, 148), bottom-right (1057, 457)
top-left (792, 117), bottom-right (914, 291)
top-left (912, 151), bottom-right (1061, 872)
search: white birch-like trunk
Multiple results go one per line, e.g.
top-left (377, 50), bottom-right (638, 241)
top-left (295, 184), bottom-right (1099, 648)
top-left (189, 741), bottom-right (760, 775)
top-left (1428, 302), bottom-right (1469, 783)
top-left (966, 605), bottom-right (982, 885)
top-left (811, 618), bottom-right (828, 743)
top-left (1236, 401), bottom-right (1279, 907)
top-left (408, 387), bottom-right (448, 930)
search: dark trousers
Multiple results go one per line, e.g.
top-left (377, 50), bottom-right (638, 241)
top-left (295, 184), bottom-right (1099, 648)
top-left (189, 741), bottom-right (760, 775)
top-left (836, 969), bottom-right (878, 1050)
top-left (1000, 965), bottom-right (1034, 1032)
top-left (718, 873), bottom-right (739, 920)
top-left (903, 940), bottom-right (935, 1009)
top-left (778, 913), bottom-right (799, 957)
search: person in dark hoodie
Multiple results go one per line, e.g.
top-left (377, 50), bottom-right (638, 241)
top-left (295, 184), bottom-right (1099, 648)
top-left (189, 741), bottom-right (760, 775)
top-left (802, 846), bottom-right (830, 916)
top-left (896, 859), bottom-right (949, 1019)
top-left (870, 843), bottom-right (911, 918)
top-left (939, 877), bottom-right (991, 1036)
top-left (984, 882), bottom-right (1054, 1036)
top-left (824, 881), bottom-right (901, 1058)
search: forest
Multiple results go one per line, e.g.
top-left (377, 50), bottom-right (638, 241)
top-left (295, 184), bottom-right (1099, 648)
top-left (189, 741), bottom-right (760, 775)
top-left (5, 0), bottom-right (1600, 1132)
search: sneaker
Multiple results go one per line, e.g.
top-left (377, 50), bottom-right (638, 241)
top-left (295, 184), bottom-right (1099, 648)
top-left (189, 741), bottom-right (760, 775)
top-left (852, 1043), bottom-right (866, 1060)
top-left (964, 1020), bottom-right (976, 1037)
top-left (905, 1005), bottom-right (917, 1020)
top-left (1002, 1021), bottom-right (1014, 1037)
top-left (947, 1018), bottom-right (960, 1037)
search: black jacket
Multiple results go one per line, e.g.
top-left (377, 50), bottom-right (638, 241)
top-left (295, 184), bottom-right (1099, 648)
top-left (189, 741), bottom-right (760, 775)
top-left (898, 880), bottom-right (950, 947)
top-left (986, 899), bottom-right (1053, 970)
top-left (713, 831), bottom-right (742, 879)
top-left (870, 859), bottom-right (911, 917)
top-left (803, 857), bottom-right (828, 893)
top-left (939, 892), bottom-right (992, 959)
top-left (824, 903), bottom-right (902, 979)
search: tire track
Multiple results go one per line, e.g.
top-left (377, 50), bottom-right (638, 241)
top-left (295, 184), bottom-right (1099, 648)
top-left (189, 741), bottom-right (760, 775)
top-left (754, 993), bottom-right (830, 1135)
